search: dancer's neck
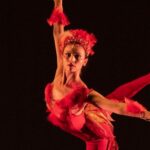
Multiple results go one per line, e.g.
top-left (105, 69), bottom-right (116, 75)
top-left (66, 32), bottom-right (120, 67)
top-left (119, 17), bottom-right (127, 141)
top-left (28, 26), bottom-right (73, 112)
top-left (63, 71), bottom-right (81, 87)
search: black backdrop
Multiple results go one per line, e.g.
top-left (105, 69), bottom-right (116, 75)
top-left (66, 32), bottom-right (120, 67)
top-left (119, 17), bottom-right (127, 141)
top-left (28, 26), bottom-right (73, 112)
top-left (9, 0), bottom-right (150, 150)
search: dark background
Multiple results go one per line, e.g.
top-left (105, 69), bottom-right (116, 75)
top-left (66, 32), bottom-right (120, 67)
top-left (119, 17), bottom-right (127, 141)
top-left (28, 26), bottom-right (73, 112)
top-left (9, 0), bottom-right (150, 150)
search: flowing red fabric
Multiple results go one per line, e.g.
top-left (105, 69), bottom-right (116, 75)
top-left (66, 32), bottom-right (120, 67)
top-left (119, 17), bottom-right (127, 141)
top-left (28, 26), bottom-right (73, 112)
top-left (44, 73), bottom-right (150, 150)
top-left (106, 73), bottom-right (150, 100)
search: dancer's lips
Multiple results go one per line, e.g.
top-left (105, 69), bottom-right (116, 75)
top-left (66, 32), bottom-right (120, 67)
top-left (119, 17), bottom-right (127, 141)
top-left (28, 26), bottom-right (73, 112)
top-left (68, 63), bottom-right (75, 67)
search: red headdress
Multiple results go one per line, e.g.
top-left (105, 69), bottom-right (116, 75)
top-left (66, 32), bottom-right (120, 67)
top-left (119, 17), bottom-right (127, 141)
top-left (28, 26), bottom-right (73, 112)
top-left (60, 29), bottom-right (97, 56)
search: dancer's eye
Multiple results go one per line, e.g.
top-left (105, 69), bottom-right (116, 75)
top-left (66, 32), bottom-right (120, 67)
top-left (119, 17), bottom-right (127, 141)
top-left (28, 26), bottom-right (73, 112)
top-left (74, 54), bottom-right (81, 60)
top-left (65, 52), bottom-right (71, 58)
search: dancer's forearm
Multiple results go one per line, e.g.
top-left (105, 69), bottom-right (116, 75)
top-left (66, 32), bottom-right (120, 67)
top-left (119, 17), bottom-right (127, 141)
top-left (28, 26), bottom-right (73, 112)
top-left (89, 90), bottom-right (150, 121)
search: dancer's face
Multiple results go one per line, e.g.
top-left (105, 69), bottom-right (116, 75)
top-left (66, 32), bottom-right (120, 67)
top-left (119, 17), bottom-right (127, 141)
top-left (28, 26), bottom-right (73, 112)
top-left (63, 44), bottom-right (88, 73)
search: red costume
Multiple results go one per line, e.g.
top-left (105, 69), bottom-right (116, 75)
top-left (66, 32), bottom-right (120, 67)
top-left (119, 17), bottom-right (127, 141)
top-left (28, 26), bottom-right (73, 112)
top-left (44, 73), bottom-right (150, 150)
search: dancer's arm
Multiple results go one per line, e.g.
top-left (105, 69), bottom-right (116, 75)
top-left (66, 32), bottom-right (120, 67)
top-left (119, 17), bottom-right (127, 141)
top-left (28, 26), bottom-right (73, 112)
top-left (53, 0), bottom-right (64, 66)
top-left (88, 90), bottom-right (150, 121)
top-left (47, 0), bottom-right (70, 78)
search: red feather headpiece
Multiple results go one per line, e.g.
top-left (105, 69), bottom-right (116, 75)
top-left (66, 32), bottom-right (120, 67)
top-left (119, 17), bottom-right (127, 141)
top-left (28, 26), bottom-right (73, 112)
top-left (60, 29), bottom-right (97, 56)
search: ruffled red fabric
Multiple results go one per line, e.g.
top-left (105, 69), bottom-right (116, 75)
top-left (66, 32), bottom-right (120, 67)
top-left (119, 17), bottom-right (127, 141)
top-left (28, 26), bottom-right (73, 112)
top-left (125, 97), bottom-right (146, 114)
top-left (44, 83), bottom-right (91, 131)
top-left (47, 7), bottom-right (70, 26)
top-left (44, 83), bottom-right (52, 105)
top-left (45, 83), bottom-right (91, 108)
